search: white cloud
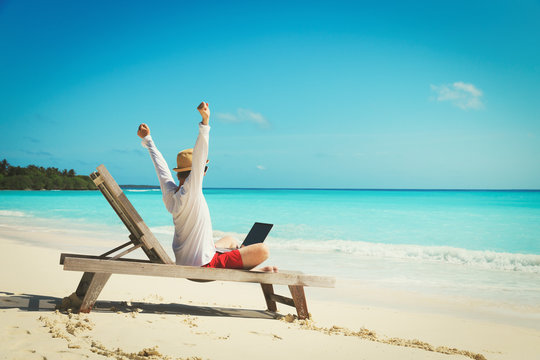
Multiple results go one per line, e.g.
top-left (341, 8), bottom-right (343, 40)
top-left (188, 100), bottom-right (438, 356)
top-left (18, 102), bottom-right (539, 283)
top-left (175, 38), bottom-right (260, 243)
top-left (216, 108), bottom-right (270, 128)
top-left (256, 165), bottom-right (266, 170)
top-left (430, 82), bottom-right (484, 110)
top-left (215, 112), bottom-right (238, 122)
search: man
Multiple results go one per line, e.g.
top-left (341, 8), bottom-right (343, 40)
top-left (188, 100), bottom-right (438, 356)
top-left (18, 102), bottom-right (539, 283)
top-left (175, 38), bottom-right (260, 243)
top-left (137, 102), bottom-right (277, 272)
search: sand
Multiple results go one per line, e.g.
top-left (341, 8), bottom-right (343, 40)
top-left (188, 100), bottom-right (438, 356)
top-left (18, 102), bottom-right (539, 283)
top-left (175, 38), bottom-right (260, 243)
top-left (1, 224), bottom-right (539, 360)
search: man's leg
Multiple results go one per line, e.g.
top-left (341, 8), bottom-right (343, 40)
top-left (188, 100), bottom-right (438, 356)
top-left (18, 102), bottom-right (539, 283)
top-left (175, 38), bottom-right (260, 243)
top-left (238, 243), bottom-right (278, 272)
top-left (210, 237), bottom-right (277, 272)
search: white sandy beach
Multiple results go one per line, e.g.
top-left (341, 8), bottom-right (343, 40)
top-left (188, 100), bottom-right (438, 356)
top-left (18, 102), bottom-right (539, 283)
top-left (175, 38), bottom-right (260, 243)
top-left (1, 223), bottom-right (539, 360)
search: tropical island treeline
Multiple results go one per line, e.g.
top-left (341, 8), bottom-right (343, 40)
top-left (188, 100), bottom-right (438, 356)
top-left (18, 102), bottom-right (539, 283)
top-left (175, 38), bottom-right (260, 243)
top-left (0, 159), bottom-right (97, 190)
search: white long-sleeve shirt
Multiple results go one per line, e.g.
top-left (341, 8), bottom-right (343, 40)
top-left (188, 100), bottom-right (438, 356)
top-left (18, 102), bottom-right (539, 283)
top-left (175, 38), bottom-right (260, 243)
top-left (141, 123), bottom-right (216, 266)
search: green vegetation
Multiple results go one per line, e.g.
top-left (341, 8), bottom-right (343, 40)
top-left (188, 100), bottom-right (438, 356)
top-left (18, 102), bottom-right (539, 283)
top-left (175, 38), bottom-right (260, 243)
top-left (0, 159), bottom-right (97, 190)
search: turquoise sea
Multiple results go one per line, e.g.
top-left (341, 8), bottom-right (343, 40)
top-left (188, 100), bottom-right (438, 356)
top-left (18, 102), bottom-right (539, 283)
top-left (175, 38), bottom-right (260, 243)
top-left (1, 189), bottom-right (540, 308)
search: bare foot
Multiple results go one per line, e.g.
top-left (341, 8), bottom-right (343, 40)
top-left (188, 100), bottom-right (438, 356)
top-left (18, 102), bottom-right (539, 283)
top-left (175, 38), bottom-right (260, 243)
top-left (256, 266), bottom-right (278, 273)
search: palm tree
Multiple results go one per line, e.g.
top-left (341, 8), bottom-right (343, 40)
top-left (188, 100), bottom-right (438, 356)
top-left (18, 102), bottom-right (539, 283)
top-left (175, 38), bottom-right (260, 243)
top-left (0, 159), bottom-right (8, 175)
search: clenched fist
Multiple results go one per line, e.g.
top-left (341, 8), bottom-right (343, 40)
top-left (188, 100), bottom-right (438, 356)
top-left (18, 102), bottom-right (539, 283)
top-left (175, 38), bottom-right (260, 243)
top-left (197, 102), bottom-right (210, 125)
top-left (137, 123), bottom-right (150, 138)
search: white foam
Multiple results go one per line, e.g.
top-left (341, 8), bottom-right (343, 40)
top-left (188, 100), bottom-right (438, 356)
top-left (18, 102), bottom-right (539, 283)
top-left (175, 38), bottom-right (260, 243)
top-left (150, 225), bottom-right (175, 235)
top-left (149, 228), bottom-right (246, 242)
top-left (125, 189), bottom-right (161, 192)
top-left (0, 210), bottom-right (28, 217)
top-left (149, 227), bottom-right (540, 273)
top-left (268, 237), bottom-right (540, 273)
top-left (212, 230), bottom-right (245, 241)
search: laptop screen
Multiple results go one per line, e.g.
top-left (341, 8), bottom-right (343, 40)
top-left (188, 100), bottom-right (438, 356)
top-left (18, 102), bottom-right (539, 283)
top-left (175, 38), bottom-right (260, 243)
top-left (241, 222), bottom-right (274, 247)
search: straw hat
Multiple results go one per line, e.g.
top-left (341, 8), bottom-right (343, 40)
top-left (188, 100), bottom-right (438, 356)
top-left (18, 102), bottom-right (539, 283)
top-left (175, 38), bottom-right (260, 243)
top-left (173, 148), bottom-right (209, 172)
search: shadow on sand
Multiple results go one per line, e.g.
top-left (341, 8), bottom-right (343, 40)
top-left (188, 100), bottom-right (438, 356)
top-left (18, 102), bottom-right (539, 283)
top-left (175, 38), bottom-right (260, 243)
top-left (0, 291), bottom-right (280, 320)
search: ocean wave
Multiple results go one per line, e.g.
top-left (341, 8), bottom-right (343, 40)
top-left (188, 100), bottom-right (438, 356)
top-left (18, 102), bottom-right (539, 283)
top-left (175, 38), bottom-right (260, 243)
top-left (150, 225), bottom-right (175, 235)
top-left (151, 228), bottom-right (540, 273)
top-left (269, 237), bottom-right (540, 273)
top-left (0, 210), bottom-right (28, 217)
top-left (151, 228), bottom-right (247, 241)
top-left (125, 189), bottom-right (161, 192)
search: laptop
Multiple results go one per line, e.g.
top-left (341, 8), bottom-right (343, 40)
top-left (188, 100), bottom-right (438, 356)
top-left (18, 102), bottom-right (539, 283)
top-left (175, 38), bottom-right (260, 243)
top-left (216, 222), bottom-right (273, 253)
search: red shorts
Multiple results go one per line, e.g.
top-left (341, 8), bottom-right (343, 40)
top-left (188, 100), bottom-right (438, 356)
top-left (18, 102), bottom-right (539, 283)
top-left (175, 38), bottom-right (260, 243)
top-left (202, 250), bottom-right (244, 269)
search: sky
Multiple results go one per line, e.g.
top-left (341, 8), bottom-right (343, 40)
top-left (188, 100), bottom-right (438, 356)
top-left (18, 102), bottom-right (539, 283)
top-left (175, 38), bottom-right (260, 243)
top-left (1, 0), bottom-right (539, 189)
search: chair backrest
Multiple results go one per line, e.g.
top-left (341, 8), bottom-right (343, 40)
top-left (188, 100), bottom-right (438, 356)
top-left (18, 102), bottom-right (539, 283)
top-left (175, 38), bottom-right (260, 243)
top-left (90, 164), bottom-right (173, 264)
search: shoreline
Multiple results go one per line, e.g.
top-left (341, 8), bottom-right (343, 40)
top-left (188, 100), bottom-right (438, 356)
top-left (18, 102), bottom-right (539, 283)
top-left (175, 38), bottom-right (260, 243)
top-left (2, 212), bottom-right (539, 316)
top-left (1, 220), bottom-right (540, 359)
top-left (3, 187), bottom-right (540, 191)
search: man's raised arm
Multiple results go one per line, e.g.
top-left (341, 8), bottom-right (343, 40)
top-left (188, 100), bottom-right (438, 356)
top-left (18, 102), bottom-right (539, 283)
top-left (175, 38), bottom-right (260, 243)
top-left (187, 102), bottom-right (211, 192)
top-left (137, 123), bottom-right (178, 208)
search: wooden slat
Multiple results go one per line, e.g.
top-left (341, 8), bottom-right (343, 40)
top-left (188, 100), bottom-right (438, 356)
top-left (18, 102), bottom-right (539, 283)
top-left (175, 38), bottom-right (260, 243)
top-left (91, 169), bottom-right (147, 249)
top-left (93, 165), bottom-right (173, 264)
top-left (269, 293), bottom-right (295, 307)
top-left (64, 258), bottom-right (336, 288)
top-left (97, 165), bottom-right (172, 263)
top-left (60, 253), bottom-right (152, 265)
top-left (100, 240), bottom-right (133, 258)
top-left (111, 244), bottom-right (141, 259)
top-left (93, 166), bottom-right (122, 197)
top-left (90, 172), bottom-right (141, 240)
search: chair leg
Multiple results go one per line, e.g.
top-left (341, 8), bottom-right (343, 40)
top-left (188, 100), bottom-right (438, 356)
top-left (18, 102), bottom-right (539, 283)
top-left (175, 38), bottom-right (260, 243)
top-left (75, 272), bottom-right (111, 313)
top-left (260, 283), bottom-right (277, 312)
top-left (75, 272), bottom-right (96, 298)
top-left (288, 285), bottom-right (309, 320)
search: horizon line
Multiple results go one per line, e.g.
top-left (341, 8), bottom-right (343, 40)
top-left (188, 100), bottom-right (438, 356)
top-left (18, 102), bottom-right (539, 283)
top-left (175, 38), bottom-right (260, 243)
top-left (120, 185), bottom-right (540, 191)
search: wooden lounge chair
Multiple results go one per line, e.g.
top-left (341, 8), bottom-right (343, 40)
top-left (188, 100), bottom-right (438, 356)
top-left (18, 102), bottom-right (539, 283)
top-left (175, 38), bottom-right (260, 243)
top-left (60, 165), bottom-right (335, 319)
